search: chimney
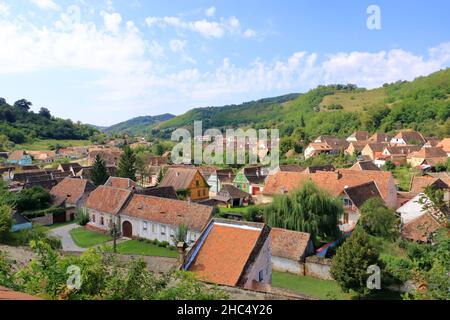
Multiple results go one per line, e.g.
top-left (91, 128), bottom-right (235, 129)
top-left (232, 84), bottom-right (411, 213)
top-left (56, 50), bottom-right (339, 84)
top-left (177, 242), bottom-right (188, 264)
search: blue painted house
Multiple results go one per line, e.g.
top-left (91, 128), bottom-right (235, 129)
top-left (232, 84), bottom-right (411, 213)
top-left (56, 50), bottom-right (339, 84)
top-left (7, 150), bottom-right (32, 166)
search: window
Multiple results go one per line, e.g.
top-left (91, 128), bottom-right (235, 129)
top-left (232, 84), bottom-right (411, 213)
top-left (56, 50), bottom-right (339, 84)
top-left (161, 226), bottom-right (166, 236)
top-left (196, 180), bottom-right (200, 187)
top-left (143, 222), bottom-right (148, 231)
top-left (100, 217), bottom-right (104, 226)
top-left (197, 190), bottom-right (201, 197)
top-left (92, 215), bottom-right (96, 223)
top-left (152, 224), bottom-right (156, 233)
top-left (258, 270), bottom-right (264, 282)
top-left (343, 198), bottom-right (352, 206)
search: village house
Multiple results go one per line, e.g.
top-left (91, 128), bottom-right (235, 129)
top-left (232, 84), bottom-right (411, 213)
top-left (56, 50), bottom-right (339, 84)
top-left (345, 141), bottom-right (367, 156)
top-left (410, 175), bottom-right (450, 195)
top-left (423, 137), bottom-right (441, 148)
top-left (87, 149), bottom-right (123, 166)
top-left (57, 162), bottom-right (83, 175)
top-left (401, 213), bottom-right (442, 243)
top-left (57, 147), bottom-right (88, 160)
top-left (378, 145), bottom-right (422, 166)
top-left (104, 176), bottom-right (137, 190)
top-left (262, 169), bottom-right (397, 208)
top-left (213, 184), bottom-right (252, 207)
top-left (7, 150), bottom-right (32, 166)
top-left (27, 150), bottom-right (57, 163)
top-left (233, 166), bottom-right (268, 196)
top-left (85, 185), bottom-right (133, 232)
top-left (206, 168), bottom-right (235, 196)
top-left (368, 133), bottom-right (392, 143)
top-left (341, 181), bottom-right (384, 230)
top-left (350, 160), bottom-right (381, 171)
top-left (407, 147), bottom-right (448, 169)
top-left (269, 228), bottom-right (314, 275)
top-left (159, 167), bottom-right (210, 201)
top-left (182, 219), bottom-right (272, 291)
top-left (50, 177), bottom-right (96, 221)
top-left (436, 138), bottom-right (450, 156)
top-left (304, 136), bottom-right (349, 159)
top-left (397, 193), bottom-right (447, 225)
top-left (119, 194), bottom-right (213, 243)
top-left (75, 165), bottom-right (117, 181)
top-left (346, 131), bottom-right (369, 142)
top-left (390, 130), bottom-right (426, 146)
top-left (361, 142), bottom-right (386, 161)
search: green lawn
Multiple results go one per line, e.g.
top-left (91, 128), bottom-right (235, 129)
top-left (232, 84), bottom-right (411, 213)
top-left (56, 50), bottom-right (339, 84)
top-left (272, 271), bottom-right (352, 300)
top-left (272, 271), bottom-right (402, 300)
top-left (104, 240), bottom-right (178, 258)
top-left (16, 139), bottom-right (91, 151)
top-left (218, 205), bottom-right (254, 215)
top-left (392, 167), bottom-right (415, 191)
top-left (69, 227), bottom-right (113, 248)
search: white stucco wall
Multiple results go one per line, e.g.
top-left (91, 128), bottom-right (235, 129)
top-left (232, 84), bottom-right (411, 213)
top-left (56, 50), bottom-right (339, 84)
top-left (243, 236), bottom-right (272, 289)
top-left (272, 256), bottom-right (304, 275)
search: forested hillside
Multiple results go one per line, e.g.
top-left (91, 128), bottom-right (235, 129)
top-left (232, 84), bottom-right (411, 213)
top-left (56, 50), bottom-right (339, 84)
top-left (0, 98), bottom-right (97, 150)
top-left (150, 68), bottom-right (450, 142)
top-left (104, 113), bottom-right (175, 135)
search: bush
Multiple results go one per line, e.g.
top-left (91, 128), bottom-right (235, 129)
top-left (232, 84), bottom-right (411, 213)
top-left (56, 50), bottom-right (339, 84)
top-left (2, 225), bottom-right (61, 249)
top-left (75, 208), bottom-right (90, 226)
top-left (14, 187), bottom-right (51, 212)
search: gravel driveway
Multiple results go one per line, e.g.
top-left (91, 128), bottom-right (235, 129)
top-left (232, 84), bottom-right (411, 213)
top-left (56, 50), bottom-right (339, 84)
top-left (50, 223), bottom-right (86, 252)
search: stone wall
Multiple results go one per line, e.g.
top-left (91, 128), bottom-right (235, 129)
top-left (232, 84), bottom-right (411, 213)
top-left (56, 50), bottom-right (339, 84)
top-left (272, 256), bottom-right (305, 275)
top-left (31, 214), bottom-right (53, 226)
top-left (304, 256), bottom-right (333, 280)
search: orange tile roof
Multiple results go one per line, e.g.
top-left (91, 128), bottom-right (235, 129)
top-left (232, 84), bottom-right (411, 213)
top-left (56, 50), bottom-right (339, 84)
top-left (121, 194), bottom-right (213, 231)
top-left (188, 223), bottom-right (263, 286)
top-left (410, 176), bottom-right (450, 194)
top-left (436, 138), bottom-right (450, 152)
top-left (264, 169), bottom-right (394, 202)
top-left (85, 185), bottom-right (132, 214)
top-left (402, 213), bottom-right (442, 242)
top-left (408, 147), bottom-right (448, 159)
top-left (105, 177), bottom-right (137, 190)
top-left (0, 286), bottom-right (42, 300)
top-left (50, 178), bottom-right (93, 205)
top-left (270, 228), bottom-right (311, 261)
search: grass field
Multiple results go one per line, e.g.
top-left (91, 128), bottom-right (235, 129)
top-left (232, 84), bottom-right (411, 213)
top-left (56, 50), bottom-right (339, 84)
top-left (392, 167), bottom-right (415, 191)
top-left (319, 88), bottom-right (387, 112)
top-left (104, 240), bottom-right (178, 258)
top-left (218, 205), bottom-right (254, 215)
top-left (16, 139), bottom-right (91, 151)
top-left (272, 271), bottom-right (402, 300)
top-left (272, 271), bottom-right (352, 300)
top-left (69, 227), bottom-right (112, 248)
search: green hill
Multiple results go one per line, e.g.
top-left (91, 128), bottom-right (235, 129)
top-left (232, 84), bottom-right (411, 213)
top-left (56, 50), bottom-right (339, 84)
top-left (0, 98), bottom-right (97, 151)
top-left (104, 113), bottom-right (175, 135)
top-left (152, 68), bottom-right (450, 140)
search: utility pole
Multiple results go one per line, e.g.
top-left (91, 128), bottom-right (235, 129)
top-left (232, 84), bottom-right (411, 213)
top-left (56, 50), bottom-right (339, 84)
top-left (113, 219), bottom-right (117, 254)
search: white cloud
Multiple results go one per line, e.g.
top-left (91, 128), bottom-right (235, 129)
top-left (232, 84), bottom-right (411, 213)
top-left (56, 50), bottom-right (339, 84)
top-left (145, 15), bottom-right (253, 39)
top-left (102, 11), bottom-right (122, 34)
top-left (0, 2), bottom-right (9, 17)
top-left (169, 39), bottom-right (186, 53)
top-left (205, 6), bottom-right (216, 17)
top-left (30, 0), bottom-right (60, 11)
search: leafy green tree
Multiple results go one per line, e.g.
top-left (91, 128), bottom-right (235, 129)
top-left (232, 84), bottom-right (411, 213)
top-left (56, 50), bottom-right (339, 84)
top-left (263, 181), bottom-right (342, 244)
top-left (135, 153), bottom-right (151, 187)
top-left (117, 145), bottom-right (137, 181)
top-left (14, 99), bottom-right (32, 112)
top-left (0, 205), bottom-right (13, 239)
top-left (383, 160), bottom-right (396, 171)
top-left (38, 107), bottom-right (51, 119)
top-left (172, 224), bottom-right (188, 244)
top-left (330, 230), bottom-right (380, 297)
top-left (92, 154), bottom-right (109, 186)
top-left (152, 142), bottom-right (164, 156)
top-left (14, 187), bottom-right (51, 212)
top-left (358, 198), bottom-right (399, 240)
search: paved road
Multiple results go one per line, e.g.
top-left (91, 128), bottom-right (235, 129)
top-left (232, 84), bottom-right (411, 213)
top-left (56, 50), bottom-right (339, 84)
top-left (50, 223), bottom-right (86, 252)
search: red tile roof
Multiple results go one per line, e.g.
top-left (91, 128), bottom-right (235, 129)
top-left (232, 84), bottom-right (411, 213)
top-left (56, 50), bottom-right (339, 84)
top-left (187, 222), bottom-right (264, 286)
top-left (264, 169), bottom-right (394, 202)
top-left (402, 213), bottom-right (442, 242)
top-left (105, 177), bottom-right (137, 190)
top-left (85, 185), bottom-right (132, 214)
top-left (0, 286), bottom-right (42, 300)
top-left (121, 194), bottom-right (213, 231)
top-left (159, 167), bottom-right (199, 190)
top-left (410, 176), bottom-right (450, 194)
top-left (270, 228), bottom-right (312, 261)
top-left (50, 178), bottom-right (94, 205)
top-left (436, 138), bottom-right (450, 153)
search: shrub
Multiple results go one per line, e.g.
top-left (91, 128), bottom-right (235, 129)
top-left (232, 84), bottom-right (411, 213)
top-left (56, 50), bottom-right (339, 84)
top-left (75, 208), bottom-right (90, 226)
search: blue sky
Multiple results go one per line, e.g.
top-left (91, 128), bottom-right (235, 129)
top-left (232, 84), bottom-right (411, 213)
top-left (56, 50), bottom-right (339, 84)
top-left (0, 0), bottom-right (449, 126)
